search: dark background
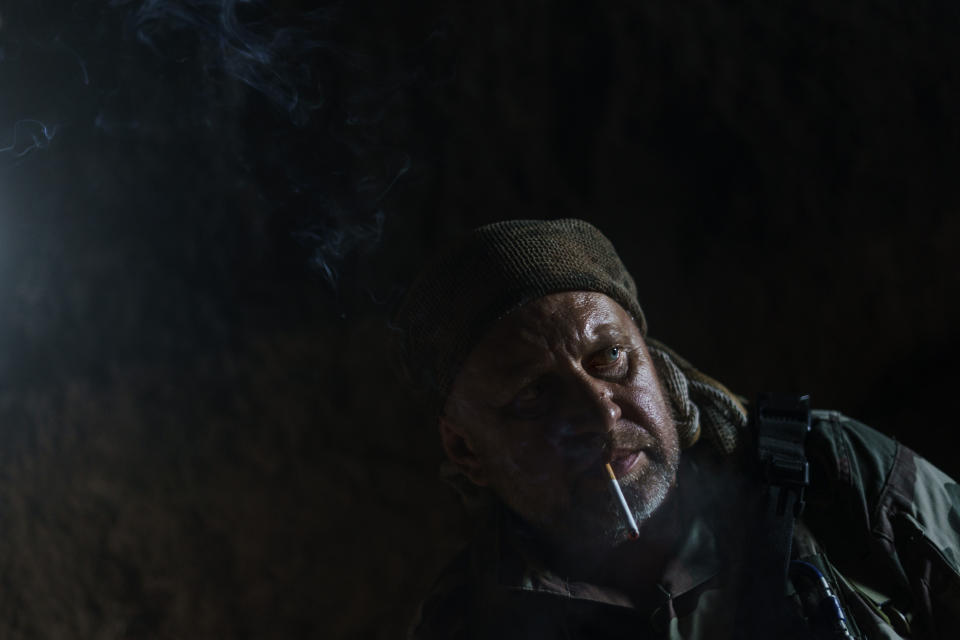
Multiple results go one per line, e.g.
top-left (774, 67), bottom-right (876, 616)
top-left (1, 1), bottom-right (958, 638)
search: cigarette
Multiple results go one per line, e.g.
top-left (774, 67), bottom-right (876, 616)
top-left (605, 462), bottom-right (640, 540)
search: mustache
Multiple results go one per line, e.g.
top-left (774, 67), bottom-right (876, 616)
top-left (562, 424), bottom-right (655, 473)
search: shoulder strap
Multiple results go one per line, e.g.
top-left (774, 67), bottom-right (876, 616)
top-left (735, 392), bottom-right (812, 639)
top-left (755, 392), bottom-right (812, 564)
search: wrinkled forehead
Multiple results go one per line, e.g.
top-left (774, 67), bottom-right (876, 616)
top-left (460, 291), bottom-right (640, 379)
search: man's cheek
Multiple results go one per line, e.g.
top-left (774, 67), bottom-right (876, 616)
top-left (513, 449), bottom-right (564, 486)
top-left (630, 388), bottom-right (673, 435)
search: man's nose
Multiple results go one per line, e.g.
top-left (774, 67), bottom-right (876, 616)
top-left (561, 371), bottom-right (622, 436)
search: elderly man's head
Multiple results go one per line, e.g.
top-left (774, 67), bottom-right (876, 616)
top-left (396, 219), bottom-right (744, 549)
top-left (441, 290), bottom-right (680, 548)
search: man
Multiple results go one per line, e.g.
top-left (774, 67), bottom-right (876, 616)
top-left (395, 218), bottom-right (960, 639)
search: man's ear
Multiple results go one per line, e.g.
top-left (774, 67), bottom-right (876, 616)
top-left (438, 417), bottom-right (489, 487)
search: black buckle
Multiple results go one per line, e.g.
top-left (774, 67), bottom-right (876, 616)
top-left (755, 393), bottom-right (811, 515)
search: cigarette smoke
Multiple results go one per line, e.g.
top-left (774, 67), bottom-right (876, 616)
top-left (110, 0), bottom-right (339, 125)
top-left (0, 119), bottom-right (56, 166)
top-left (1, 2), bottom-right (446, 305)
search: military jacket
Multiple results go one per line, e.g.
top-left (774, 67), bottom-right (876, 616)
top-left (408, 411), bottom-right (960, 639)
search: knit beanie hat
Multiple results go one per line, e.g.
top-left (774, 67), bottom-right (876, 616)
top-left (394, 218), bottom-right (747, 453)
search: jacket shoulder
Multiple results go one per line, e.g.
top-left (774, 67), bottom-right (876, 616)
top-left (806, 409), bottom-right (899, 509)
top-left (807, 409), bottom-right (960, 559)
top-left (804, 409), bottom-right (960, 633)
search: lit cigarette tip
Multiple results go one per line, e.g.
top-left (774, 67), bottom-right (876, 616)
top-left (604, 463), bottom-right (640, 541)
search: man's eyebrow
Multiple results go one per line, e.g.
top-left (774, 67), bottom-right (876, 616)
top-left (589, 323), bottom-right (631, 342)
top-left (495, 358), bottom-right (548, 385)
top-left (487, 362), bottom-right (547, 407)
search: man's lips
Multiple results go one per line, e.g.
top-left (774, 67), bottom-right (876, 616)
top-left (565, 427), bottom-right (653, 482)
top-left (608, 448), bottom-right (643, 478)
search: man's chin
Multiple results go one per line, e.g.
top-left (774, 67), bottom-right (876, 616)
top-left (545, 470), bottom-right (676, 552)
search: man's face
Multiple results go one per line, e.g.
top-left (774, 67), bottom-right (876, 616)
top-left (442, 291), bottom-right (680, 549)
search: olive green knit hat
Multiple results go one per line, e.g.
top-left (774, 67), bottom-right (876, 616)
top-left (394, 218), bottom-right (647, 406)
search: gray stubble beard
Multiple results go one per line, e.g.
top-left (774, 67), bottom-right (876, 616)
top-left (521, 440), bottom-right (681, 553)
top-left (574, 448), bottom-right (680, 549)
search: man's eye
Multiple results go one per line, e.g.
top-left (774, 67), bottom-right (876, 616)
top-left (505, 382), bottom-right (549, 418)
top-left (514, 384), bottom-right (542, 405)
top-left (588, 346), bottom-right (627, 371)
